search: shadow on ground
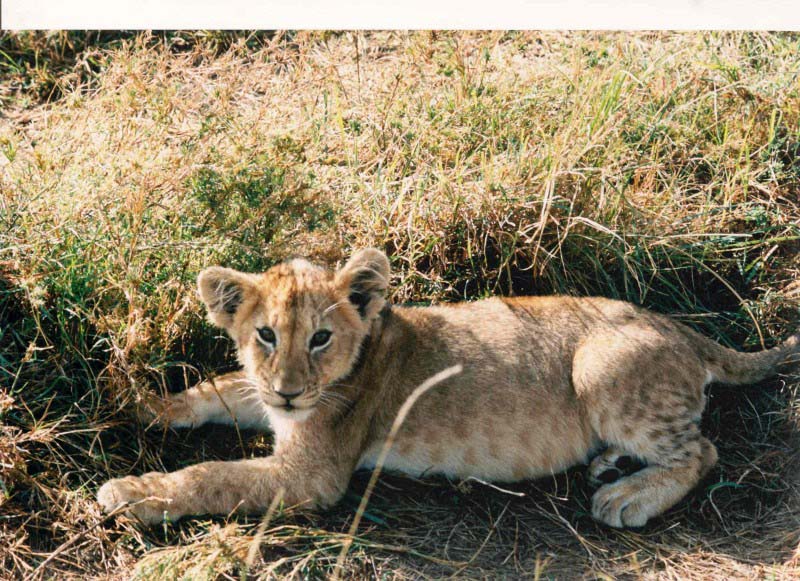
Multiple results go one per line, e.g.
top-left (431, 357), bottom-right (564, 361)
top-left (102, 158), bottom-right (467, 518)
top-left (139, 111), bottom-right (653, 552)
top-left (102, 372), bottom-right (800, 578)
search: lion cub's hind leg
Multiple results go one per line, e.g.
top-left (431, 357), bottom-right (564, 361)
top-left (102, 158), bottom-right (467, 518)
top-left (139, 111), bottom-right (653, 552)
top-left (575, 326), bottom-right (719, 528)
top-left (144, 371), bottom-right (270, 431)
top-left (588, 447), bottom-right (646, 487)
top-left (590, 423), bottom-right (718, 527)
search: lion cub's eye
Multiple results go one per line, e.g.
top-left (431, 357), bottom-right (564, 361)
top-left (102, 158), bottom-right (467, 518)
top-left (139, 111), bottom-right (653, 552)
top-left (256, 326), bottom-right (276, 347)
top-left (309, 330), bottom-right (332, 350)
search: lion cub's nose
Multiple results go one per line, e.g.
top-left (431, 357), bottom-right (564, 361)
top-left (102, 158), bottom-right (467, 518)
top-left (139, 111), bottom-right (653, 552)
top-left (277, 390), bottom-right (302, 402)
top-left (273, 378), bottom-right (304, 401)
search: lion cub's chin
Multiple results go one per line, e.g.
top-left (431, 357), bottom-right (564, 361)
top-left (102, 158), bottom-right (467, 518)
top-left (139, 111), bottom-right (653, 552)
top-left (266, 405), bottom-right (314, 423)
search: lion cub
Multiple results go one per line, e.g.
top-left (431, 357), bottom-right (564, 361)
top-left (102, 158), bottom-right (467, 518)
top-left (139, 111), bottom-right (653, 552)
top-left (98, 249), bottom-right (799, 528)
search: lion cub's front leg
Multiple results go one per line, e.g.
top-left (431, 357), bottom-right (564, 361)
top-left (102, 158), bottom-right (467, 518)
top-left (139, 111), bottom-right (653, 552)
top-left (144, 371), bottom-right (270, 431)
top-left (97, 428), bottom-right (353, 524)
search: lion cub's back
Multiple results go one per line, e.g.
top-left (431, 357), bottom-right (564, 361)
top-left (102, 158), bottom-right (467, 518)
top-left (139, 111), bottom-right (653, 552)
top-left (357, 296), bottom-right (613, 481)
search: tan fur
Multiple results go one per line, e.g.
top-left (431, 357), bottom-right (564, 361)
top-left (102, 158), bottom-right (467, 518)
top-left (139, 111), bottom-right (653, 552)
top-left (98, 249), bottom-right (800, 528)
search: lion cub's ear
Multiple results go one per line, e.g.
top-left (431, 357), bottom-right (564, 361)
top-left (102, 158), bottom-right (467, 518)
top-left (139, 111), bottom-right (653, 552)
top-left (197, 267), bottom-right (256, 329)
top-left (335, 248), bottom-right (391, 320)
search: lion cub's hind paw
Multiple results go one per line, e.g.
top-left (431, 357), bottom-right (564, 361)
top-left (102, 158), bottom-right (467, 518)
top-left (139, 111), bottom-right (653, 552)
top-left (588, 448), bottom-right (646, 487)
top-left (136, 391), bottom-right (199, 429)
top-left (591, 477), bottom-right (654, 528)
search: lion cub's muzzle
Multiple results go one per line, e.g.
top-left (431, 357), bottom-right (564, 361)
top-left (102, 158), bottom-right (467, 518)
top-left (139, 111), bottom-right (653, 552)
top-left (262, 380), bottom-right (319, 414)
top-left (269, 377), bottom-right (304, 406)
top-left (274, 387), bottom-right (304, 405)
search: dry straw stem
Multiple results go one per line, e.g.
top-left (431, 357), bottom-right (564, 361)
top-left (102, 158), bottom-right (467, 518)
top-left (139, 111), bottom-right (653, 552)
top-left (333, 364), bottom-right (464, 578)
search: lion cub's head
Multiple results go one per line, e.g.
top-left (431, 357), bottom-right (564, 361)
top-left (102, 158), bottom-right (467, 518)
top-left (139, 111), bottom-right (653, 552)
top-left (197, 249), bottom-right (390, 421)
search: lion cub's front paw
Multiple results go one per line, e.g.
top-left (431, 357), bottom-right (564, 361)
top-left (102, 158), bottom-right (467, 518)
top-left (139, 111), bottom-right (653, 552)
top-left (97, 474), bottom-right (174, 525)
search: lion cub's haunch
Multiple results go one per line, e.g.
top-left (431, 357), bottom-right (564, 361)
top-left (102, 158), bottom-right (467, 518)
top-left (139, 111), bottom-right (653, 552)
top-left (98, 249), bottom-right (799, 528)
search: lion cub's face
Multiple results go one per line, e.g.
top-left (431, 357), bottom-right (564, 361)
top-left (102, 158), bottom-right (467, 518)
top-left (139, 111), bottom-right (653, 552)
top-left (197, 249), bottom-right (390, 420)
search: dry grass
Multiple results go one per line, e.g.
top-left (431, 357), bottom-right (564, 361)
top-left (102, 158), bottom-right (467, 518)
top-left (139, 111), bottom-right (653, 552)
top-left (1, 30), bottom-right (800, 579)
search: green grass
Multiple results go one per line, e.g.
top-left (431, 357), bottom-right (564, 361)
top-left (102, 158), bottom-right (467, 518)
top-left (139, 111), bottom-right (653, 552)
top-left (1, 30), bottom-right (799, 578)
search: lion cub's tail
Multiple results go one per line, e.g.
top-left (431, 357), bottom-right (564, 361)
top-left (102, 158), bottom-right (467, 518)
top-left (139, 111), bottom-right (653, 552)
top-left (698, 328), bottom-right (800, 385)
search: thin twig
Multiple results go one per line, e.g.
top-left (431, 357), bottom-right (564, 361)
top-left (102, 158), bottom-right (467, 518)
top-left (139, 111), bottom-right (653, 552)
top-left (332, 364), bottom-right (463, 580)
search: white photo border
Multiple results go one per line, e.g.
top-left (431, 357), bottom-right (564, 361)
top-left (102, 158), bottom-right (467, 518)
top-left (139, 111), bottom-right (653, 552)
top-left (3, 0), bottom-right (800, 31)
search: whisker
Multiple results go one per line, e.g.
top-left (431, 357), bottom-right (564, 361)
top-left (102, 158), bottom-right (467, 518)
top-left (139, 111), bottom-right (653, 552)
top-left (317, 398), bottom-right (335, 411)
top-left (215, 379), bottom-right (255, 387)
top-left (324, 397), bottom-right (350, 410)
top-left (323, 301), bottom-right (348, 317)
top-left (319, 391), bottom-right (354, 412)
top-left (318, 399), bottom-right (344, 414)
top-left (323, 390), bottom-right (352, 402)
top-left (325, 382), bottom-right (356, 390)
top-left (239, 393), bottom-right (264, 403)
top-left (318, 393), bottom-right (337, 407)
top-left (229, 380), bottom-right (258, 387)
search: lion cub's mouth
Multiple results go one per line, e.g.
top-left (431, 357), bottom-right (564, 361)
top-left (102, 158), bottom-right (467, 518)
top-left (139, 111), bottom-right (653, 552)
top-left (261, 395), bottom-right (316, 420)
top-left (265, 399), bottom-right (311, 412)
top-left (267, 401), bottom-right (315, 422)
